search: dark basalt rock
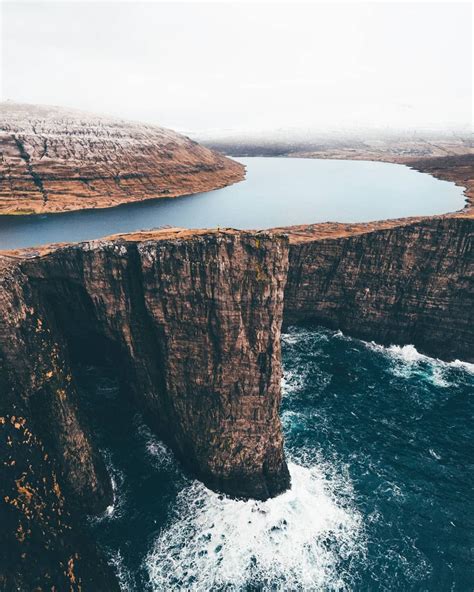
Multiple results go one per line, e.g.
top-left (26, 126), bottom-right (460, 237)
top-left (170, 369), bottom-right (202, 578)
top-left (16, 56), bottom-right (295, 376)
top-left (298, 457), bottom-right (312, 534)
top-left (0, 229), bottom-right (290, 589)
top-left (0, 415), bottom-right (120, 591)
top-left (0, 213), bottom-right (472, 588)
top-left (284, 217), bottom-right (474, 362)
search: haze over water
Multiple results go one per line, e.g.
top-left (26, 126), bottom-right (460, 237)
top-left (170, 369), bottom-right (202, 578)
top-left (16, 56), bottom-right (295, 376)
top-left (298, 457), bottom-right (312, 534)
top-left (0, 158), bottom-right (466, 250)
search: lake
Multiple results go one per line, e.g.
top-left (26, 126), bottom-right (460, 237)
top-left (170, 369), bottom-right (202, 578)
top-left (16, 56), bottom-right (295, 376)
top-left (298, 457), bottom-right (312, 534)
top-left (0, 157), bottom-right (466, 250)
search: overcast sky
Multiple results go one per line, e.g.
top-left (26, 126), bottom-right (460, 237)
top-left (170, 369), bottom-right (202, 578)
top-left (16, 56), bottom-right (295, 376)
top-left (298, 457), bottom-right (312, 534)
top-left (1, 1), bottom-right (472, 133)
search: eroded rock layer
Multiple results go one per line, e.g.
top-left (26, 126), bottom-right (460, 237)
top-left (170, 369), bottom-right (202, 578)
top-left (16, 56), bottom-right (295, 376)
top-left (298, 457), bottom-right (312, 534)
top-left (0, 229), bottom-right (290, 590)
top-left (0, 103), bottom-right (244, 214)
top-left (0, 142), bottom-right (472, 589)
top-left (0, 416), bottom-right (120, 591)
top-left (284, 217), bottom-right (473, 362)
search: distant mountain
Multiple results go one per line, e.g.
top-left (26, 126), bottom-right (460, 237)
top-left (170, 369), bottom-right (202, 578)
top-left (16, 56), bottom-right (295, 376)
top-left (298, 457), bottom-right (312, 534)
top-left (0, 102), bottom-right (244, 215)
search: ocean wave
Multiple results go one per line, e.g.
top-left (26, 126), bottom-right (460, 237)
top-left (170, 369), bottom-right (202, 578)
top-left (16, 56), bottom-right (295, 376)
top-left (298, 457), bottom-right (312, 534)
top-left (284, 325), bottom-right (474, 379)
top-left (136, 419), bottom-right (179, 472)
top-left (281, 368), bottom-right (307, 394)
top-left (88, 449), bottom-right (126, 524)
top-left (367, 342), bottom-right (474, 373)
top-left (146, 462), bottom-right (365, 591)
top-left (282, 327), bottom-right (331, 346)
top-left (106, 549), bottom-right (134, 591)
top-left (362, 341), bottom-right (474, 387)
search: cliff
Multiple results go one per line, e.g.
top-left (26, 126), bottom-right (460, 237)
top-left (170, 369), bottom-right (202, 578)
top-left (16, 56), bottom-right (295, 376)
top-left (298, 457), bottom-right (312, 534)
top-left (265, 153), bottom-right (473, 363)
top-left (0, 229), bottom-right (290, 590)
top-left (0, 122), bottom-right (472, 589)
top-left (283, 217), bottom-right (473, 362)
top-left (0, 415), bottom-right (120, 591)
top-left (0, 102), bottom-right (244, 214)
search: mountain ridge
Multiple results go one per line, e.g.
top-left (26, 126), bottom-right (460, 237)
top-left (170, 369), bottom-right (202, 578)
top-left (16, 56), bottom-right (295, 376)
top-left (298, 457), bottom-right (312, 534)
top-left (0, 102), bottom-right (244, 214)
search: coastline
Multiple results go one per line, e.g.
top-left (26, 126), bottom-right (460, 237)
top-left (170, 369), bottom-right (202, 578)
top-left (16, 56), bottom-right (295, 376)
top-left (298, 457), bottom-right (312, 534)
top-left (274, 153), bottom-right (472, 242)
top-left (0, 102), bottom-right (245, 216)
top-left (1, 125), bottom-right (472, 590)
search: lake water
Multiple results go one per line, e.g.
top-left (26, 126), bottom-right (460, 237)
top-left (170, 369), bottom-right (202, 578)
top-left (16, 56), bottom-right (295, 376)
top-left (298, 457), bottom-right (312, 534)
top-left (84, 326), bottom-right (474, 591)
top-left (0, 157), bottom-right (466, 250)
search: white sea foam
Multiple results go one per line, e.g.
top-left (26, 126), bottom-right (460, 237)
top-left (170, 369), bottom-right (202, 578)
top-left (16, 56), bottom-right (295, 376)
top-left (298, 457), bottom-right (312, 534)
top-left (136, 419), bottom-right (178, 471)
top-left (146, 462), bottom-right (365, 591)
top-left (281, 368), bottom-right (307, 394)
top-left (104, 473), bottom-right (117, 518)
top-left (430, 367), bottom-right (450, 388)
top-left (428, 448), bottom-right (442, 460)
top-left (107, 550), bottom-right (134, 591)
top-left (280, 331), bottom-right (302, 346)
top-left (370, 342), bottom-right (474, 371)
top-left (449, 358), bottom-right (474, 375)
top-left (366, 341), bottom-right (474, 383)
top-left (89, 450), bottom-right (126, 524)
top-left (288, 323), bottom-right (474, 380)
top-left (282, 327), bottom-right (330, 346)
top-left (385, 344), bottom-right (426, 363)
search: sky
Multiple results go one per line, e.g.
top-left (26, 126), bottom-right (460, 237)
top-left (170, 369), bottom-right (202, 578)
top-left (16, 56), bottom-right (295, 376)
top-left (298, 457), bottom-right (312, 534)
top-left (1, 1), bottom-right (472, 133)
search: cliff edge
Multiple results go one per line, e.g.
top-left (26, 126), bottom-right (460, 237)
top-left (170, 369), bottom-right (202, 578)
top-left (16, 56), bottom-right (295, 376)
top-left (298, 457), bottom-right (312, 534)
top-left (0, 229), bottom-right (290, 590)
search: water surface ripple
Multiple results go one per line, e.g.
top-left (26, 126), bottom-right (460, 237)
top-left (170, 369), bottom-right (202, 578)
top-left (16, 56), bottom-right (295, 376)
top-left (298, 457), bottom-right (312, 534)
top-left (0, 157), bottom-right (466, 249)
top-left (85, 326), bottom-right (474, 591)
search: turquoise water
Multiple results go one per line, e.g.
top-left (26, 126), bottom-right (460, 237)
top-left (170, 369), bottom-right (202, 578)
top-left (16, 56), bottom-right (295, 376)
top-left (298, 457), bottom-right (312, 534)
top-left (84, 326), bottom-right (474, 591)
top-left (0, 157), bottom-right (466, 249)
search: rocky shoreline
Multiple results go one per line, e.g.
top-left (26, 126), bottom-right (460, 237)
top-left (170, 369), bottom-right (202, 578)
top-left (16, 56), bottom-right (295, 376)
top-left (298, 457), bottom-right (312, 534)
top-left (276, 153), bottom-right (473, 363)
top-left (2, 208), bottom-right (472, 587)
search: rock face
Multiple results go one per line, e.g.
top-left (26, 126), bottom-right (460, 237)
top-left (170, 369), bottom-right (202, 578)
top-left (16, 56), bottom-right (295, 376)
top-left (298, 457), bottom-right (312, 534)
top-left (0, 128), bottom-right (472, 589)
top-left (0, 416), bottom-right (120, 591)
top-left (284, 217), bottom-right (473, 362)
top-left (1, 220), bottom-right (472, 590)
top-left (0, 102), bottom-right (244, 214)
top-left (0, 229), bottom-right (290, 590)
top-left (276, 153), bottom-right (474, 363)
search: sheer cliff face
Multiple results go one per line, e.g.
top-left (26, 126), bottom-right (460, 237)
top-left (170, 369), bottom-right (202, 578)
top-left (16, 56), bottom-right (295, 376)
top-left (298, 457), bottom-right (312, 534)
top-left (1, 121), bottom-right (472, 590)
top-left (0, 229), bottom-right (290, 589)
top-left (0, 102), bottom-right (244, 214)
top-left (1, 229), bottom-right (290, 501)
top-left (1, 223), bottom-right (472, 591)
top-left (0, 415), bottom-right (120, 591)
top-left (275, 153), bottom-right (473, 362)
top-left (284, 217), bottom-right (473, 362)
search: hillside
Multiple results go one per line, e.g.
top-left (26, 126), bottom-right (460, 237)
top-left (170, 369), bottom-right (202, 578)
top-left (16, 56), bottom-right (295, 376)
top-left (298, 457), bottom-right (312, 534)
top-left (0, 102), bottom-right (244, 214)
